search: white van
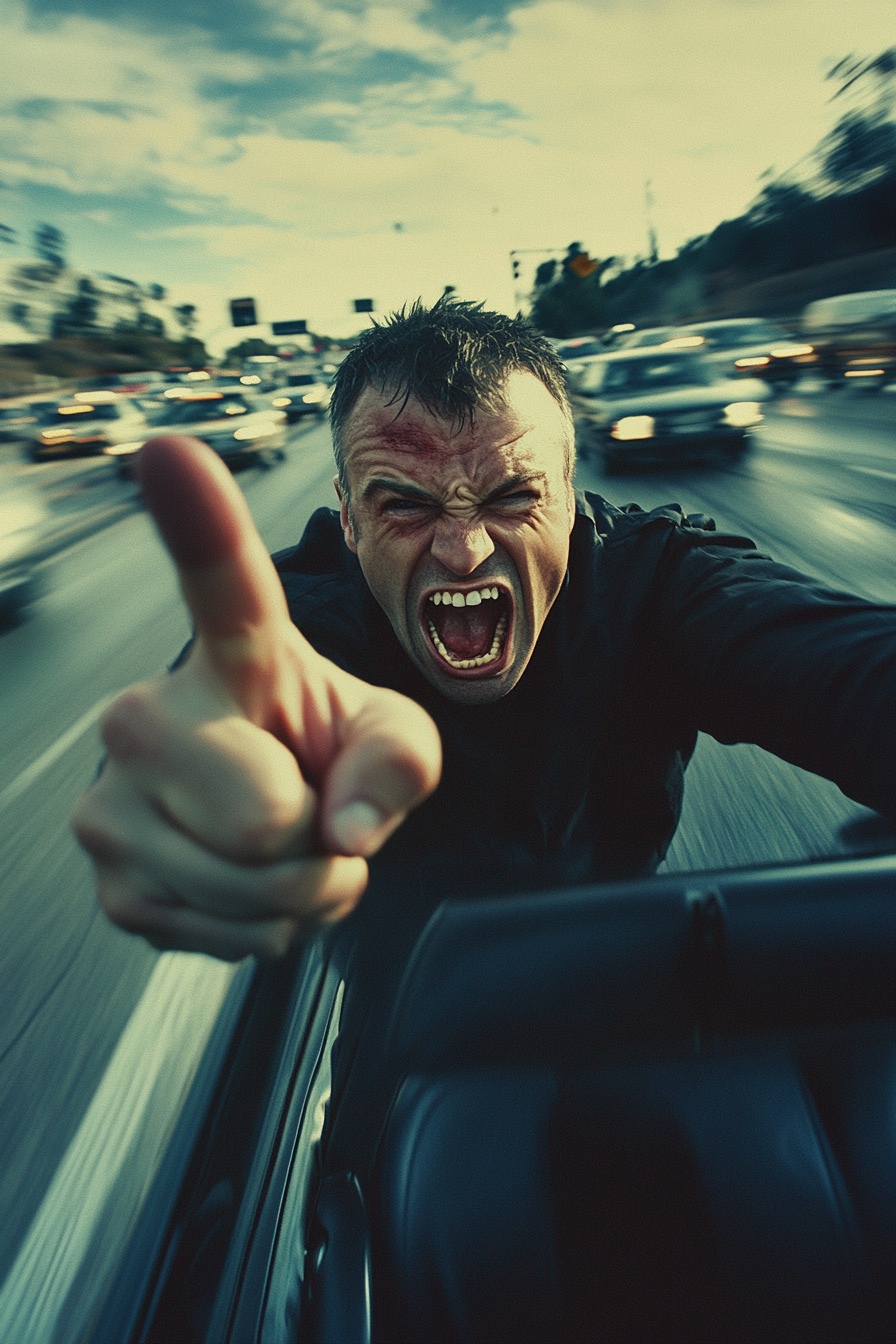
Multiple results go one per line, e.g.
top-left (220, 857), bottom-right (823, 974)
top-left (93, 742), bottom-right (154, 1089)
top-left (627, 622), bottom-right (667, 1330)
top-left (802, 289), bottom-right (896, 331)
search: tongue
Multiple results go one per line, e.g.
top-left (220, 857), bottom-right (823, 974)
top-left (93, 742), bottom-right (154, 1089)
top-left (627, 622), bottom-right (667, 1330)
top-left (437, 605), bottom-right (496, 659)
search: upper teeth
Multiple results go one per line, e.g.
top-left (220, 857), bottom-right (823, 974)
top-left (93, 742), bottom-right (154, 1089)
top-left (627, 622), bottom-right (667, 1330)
top-left (430, 587), bottom-right (499, 606)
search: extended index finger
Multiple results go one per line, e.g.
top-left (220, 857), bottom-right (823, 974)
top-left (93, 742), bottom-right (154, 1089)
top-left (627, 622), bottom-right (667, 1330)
top-left (137, 434), bottom-right (293, 665)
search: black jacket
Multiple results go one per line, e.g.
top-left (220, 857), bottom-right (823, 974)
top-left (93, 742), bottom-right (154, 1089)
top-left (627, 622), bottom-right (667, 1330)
top-left (275, 491), bottom-right (896, 908)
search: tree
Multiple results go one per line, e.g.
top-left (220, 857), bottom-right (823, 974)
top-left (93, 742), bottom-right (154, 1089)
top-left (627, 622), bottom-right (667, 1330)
top-left (52, 278), bottom-right (99, 336)
top-left (820, 113), bottom-right (896, 191)
top-left (173, 303), bottom-right (197, 334)
top-left (747, 180), bottom-right (815, 225)
top-left (224, 336), bottom-right (279, 363)
top-left (529, 244), bottom-right (619, 337)
top-left (33, 222), bottom-right (66, 270)
top-left (820, 48), bottom-right (896, 192)
top-left (147, 283), bottom-right (166, 302)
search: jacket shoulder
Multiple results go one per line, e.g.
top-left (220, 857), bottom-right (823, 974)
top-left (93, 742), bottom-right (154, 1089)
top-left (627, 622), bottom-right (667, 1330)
top-left (273, 507), bottom-right (347, 577)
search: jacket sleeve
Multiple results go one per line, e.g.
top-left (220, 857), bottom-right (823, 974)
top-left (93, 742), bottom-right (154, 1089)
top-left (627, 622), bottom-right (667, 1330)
top-left (652, 534), bottom-right (896, 818)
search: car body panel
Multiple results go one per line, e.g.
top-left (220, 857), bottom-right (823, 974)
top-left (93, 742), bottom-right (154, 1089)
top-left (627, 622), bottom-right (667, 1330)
top-left (572, 349), bottom-right (769, 467)
top-left (275, 373), bottom-right (333, 421)
top-left (103, 392), bottom-right (287, 471)
top-left (24, 398), bottom-right (150, 461)
top-left (801, 289), bottom-right (896, 389)
top-left (671, 318), bottom-right (818, 386)
top-left (85, 850), bottom-right (896, 1344)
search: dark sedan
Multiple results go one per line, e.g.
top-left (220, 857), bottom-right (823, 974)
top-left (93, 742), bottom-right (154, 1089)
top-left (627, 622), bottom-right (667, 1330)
top-left (573, 348), bottom-right (769, 472)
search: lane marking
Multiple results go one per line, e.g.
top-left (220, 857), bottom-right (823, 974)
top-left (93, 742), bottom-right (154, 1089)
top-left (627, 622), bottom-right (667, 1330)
top-left (0, 952), bottom-right (237, 1342)
top-left (0, 694), bottom-right (114, 813)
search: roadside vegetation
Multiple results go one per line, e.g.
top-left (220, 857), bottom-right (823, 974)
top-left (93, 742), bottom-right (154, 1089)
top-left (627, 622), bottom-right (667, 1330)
top-left (530, 50), bottom-right (896, 337)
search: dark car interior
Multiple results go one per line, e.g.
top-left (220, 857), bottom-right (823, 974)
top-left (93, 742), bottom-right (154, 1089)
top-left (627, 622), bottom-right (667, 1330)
top-left (92, 837), bottom-right (896, 1344)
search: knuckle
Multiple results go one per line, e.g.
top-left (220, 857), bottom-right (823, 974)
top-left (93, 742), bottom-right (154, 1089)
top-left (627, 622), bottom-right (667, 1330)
top-left (96, 876), bottom-right (144, 933)
top-left (228, 787), bottom-right (314, 862)
top-left (101, 684), bottom-right (159, 761)
top-left (71, 796), bottom-right (128, 865)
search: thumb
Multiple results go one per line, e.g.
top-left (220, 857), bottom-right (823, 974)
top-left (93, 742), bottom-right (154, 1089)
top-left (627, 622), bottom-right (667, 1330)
top-left (320, 683), bottom-right (442, 857)
top-left (137, 434), bottom-right (295, 709)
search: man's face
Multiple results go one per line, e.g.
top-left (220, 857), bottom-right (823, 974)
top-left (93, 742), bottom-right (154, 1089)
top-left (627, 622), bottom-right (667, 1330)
top-left (336, 370), bottom-right (576, 704)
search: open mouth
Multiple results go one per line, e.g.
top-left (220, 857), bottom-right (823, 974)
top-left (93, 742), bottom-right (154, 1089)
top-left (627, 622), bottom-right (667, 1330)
top-left (422, 585), bottom-right (511, 674)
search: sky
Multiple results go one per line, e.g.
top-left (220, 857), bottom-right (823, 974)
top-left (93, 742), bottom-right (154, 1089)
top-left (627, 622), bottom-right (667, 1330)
top-left (1, 0), bottom-right (894, 348)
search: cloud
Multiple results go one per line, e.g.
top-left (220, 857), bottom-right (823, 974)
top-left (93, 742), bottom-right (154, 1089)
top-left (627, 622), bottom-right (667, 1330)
top-left (420, 0), bottom-right (540, 37)
top-left (11, 97), bottom-right (155, 122)
top-left (5, 0), bottom-right (896, 338)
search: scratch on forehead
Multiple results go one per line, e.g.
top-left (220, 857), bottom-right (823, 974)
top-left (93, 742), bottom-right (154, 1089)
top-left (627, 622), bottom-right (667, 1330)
top-left (372, 415), bottom-right (452, 458)
top-left (361, 408), bottom-right (533, 462)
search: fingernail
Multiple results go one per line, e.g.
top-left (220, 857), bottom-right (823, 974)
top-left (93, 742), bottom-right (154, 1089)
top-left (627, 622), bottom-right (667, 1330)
top-left (330, 801), bottom-right (384, 854)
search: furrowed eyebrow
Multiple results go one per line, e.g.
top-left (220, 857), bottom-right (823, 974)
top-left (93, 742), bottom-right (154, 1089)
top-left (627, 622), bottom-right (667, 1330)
top-left (361, 472), bottom-right (546, 505)
top-left (362, 477), bottom-right (439, 504)
top-left (482, 474), bottom-right (545, 502)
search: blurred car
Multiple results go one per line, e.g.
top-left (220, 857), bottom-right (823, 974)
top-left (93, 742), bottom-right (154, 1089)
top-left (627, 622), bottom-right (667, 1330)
top-left (24, 397), bottom-right (150, 461)
top-left (616, 325), bottom-right (681, 350)
top-left (573, 348), bottom-right (769, 472)
top-left (272, 372), bottom-right (333, 421)
top-left (103, 389), bottom-right (287, 473)
top-left (0, 475), bottom-right (48, 623)
top-left (0, 399), bottom-right (57, 444)
top-left (551, 337), bottom-right (618, 391)
top-left (801, 289), bottom-right (896, 390)
top-left (669, 318), bottom-right (816, 389)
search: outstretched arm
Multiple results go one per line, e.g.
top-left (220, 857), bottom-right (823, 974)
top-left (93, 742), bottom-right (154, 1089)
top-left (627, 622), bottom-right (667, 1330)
top-left (72, 435), bottom-right (442, 960)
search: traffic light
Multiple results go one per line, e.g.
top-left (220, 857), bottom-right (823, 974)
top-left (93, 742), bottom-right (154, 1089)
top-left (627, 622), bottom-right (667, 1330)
top-left (229, 297), bottom-right (258, 327)
top-left (568, 252), bottom-right (599, 278)
top-left (511, 257), bottom-right (521, 279)
top-left (271, 319), bottom-right (307, 336)
top-left (353, 298), bottom-right (375, 313)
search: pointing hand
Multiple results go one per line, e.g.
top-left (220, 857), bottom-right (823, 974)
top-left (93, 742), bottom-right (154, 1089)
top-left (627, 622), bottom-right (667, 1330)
top-left (72, 435), bottom-right (441, 960)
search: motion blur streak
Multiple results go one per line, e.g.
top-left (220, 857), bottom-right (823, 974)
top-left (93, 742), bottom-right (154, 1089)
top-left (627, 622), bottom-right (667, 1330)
top-left (0, 694), bottom-right (114, 814)
top-left (0, 953), bottom-right (236, 1344)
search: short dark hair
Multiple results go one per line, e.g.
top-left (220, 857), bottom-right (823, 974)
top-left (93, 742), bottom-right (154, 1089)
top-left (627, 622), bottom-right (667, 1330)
top-left (329, 297), bottom-right (574, 494)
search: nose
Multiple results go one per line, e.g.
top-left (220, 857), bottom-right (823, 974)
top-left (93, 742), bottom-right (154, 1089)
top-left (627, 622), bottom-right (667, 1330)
top-left (430, 516), bottom-right (495, 575)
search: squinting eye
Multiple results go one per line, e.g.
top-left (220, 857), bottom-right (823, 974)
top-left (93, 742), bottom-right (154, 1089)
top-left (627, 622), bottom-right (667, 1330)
top-left (383, 498), bottom-right (431, 514)
top-left (494, 491), bottom-right (538, 507)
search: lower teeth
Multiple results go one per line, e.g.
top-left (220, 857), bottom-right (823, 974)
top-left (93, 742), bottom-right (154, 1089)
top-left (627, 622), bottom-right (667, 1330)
top-left (428, 615), bottom-right (507, 669)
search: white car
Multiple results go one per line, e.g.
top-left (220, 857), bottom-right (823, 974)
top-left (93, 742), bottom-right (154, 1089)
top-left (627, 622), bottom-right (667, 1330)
top-left (103, 389), bottom-right (287, 473)
top-left (668, 319), bottom-right (816, 388)
top-left (24, 396), bottom-right (150, 462)
top-left (272, 372), bottom-right (333, 421)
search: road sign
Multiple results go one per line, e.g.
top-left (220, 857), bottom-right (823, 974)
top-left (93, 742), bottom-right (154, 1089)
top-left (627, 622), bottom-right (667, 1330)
top-left (353, 298), bottom-right (375, 313)
top-left (229, 297), bottom-right (258, 327)
top-left (271, 319), bottom-right (307, 336)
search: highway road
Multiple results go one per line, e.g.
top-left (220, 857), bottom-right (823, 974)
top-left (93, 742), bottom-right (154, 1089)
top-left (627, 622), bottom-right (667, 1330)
top-left (0, 388), bottom-right (894, 1327)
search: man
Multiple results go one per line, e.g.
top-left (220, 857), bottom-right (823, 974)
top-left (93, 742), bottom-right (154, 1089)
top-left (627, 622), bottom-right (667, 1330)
top-left (73, 299), bottom-right (896, 962)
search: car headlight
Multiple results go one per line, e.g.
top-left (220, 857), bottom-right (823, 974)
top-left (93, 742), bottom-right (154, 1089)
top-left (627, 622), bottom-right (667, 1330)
top-left (723, 401), bottom-right (763, 427)
top-left (301, 391), bottom-right (326, 404)
top-left (769, 343), bottom-right (813, 358)
top-left (271, 397), bottom-right (291, 407)
top-left (103, 441), bottom-right (145, 455)
top-left (232, 422), bottom-right (277, 441)
top-left (734, 356), bottom-right (770, 368)
top-left (611, 415), bottom-right (655, 440)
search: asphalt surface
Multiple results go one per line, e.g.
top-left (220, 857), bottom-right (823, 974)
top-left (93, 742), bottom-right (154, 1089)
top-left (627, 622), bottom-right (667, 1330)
top-left (0, 389), bottom-right (894, 1314)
